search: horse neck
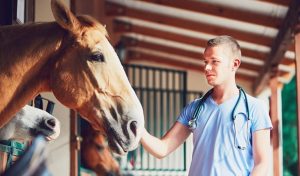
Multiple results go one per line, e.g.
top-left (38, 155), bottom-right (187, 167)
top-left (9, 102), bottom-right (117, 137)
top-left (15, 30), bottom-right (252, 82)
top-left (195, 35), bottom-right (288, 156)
top-left (0, 22), bottom-right (65, 127)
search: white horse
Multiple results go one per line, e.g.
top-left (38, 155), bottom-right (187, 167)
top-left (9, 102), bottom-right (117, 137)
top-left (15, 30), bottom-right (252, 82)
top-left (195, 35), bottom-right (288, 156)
top-left (0, 105), bottom-right (60, 141)
top-left (0, 105), bottom-right (60, 173)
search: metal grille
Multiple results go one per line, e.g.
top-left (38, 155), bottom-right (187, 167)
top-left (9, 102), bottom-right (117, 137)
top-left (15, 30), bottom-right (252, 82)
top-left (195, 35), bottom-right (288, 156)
top-left (121, 64), bottom-right (203, 175)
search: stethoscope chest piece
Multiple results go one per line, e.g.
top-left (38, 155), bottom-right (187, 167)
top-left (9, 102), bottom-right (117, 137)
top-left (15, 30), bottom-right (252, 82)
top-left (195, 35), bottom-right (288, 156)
top-left (188, 119), bottom-right (197, 130)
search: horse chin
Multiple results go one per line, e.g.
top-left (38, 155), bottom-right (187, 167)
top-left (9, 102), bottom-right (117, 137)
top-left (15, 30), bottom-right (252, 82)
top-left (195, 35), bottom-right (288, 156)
top-left (108, 138), bottom-right (128, 155)
top-left (45, 132), bottom-right (60, 141)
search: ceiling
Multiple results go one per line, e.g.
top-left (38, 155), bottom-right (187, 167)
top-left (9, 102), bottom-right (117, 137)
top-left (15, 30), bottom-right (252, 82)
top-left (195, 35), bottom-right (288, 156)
top-left (78, 0), bottom-right (300, 94)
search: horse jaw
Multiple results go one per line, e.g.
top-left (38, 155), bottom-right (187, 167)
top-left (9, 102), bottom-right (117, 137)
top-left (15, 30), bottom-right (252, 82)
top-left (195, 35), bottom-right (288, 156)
top-left (80, 91), bottom-right (144, 155)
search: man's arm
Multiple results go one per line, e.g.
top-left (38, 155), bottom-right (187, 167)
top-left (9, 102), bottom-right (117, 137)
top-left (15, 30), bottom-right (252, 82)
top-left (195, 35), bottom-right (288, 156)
top-left (251, 129), bottom-right (272, 176)
top-left (141, 122), bottom-right (191, 159)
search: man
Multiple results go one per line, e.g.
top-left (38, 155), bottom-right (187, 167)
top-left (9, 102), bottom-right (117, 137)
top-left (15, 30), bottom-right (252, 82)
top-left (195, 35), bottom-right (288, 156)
top-left (141, 35), bottom-right (272, 175)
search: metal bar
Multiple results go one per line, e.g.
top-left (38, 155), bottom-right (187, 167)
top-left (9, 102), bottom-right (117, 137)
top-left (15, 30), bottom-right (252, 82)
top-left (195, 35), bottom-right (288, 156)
top-left (160, 70), bottom-right (164, 137)
top-left (182, 72), bottom-right (187, 171)
top-left (153, 69), bottom-right (157, 169)
top-left (146, 68), bottom-right (150, 170)
top-left (139, 67), bottom-right (144, 170)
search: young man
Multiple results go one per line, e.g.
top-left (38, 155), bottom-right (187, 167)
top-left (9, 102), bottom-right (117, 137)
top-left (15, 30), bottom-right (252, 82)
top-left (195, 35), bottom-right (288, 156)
top-left (141, 35), bottom-right (272, 175)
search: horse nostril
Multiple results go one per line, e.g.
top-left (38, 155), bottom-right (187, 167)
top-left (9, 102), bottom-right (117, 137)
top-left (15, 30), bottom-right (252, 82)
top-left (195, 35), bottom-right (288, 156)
top-left (129, 121), bottom-right (137, 136)
top-left (45, 119), bottom-right (56, 129)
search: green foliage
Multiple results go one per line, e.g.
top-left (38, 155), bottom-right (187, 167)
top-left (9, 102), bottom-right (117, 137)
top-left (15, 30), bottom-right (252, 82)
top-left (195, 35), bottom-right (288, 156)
top-left (282, 76), bottom-right (298, 176)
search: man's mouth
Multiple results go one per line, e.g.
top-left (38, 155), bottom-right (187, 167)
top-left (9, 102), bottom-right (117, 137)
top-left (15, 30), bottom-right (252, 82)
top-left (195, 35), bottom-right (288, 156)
top-left (206, 74), bottom-right (215, 78)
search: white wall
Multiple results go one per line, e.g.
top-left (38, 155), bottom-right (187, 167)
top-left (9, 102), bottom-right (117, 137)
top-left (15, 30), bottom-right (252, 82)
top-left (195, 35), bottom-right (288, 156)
top-left (35, 1), bottom-right (71, 176)
top-left (35, 0), bottom-right (70, 22)
top-left (41, 93), bottom-right (70, 176)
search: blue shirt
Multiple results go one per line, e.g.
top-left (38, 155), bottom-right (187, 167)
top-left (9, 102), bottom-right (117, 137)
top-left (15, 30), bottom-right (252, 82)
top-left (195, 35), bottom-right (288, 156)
top-left (177, 93), bottom-right (272, 176)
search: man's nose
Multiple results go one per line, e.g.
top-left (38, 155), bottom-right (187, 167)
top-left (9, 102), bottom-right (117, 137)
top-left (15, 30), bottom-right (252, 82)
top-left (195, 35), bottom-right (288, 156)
top-left (205, 64), bottom-right (212, 71)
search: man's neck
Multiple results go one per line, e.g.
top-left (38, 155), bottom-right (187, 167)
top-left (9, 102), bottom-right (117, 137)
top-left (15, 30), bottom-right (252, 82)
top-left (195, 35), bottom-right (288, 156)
top-left (211, 83), bottom-right (239, 105)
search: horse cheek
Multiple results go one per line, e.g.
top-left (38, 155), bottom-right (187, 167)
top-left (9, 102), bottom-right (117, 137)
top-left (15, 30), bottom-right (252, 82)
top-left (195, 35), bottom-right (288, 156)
top-left (49, 71), bottom-right (81, 108)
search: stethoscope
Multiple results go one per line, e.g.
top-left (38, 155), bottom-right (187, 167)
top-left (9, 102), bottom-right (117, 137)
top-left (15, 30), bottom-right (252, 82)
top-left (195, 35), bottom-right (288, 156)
top-left (188, 86), bottom-right (250, 150)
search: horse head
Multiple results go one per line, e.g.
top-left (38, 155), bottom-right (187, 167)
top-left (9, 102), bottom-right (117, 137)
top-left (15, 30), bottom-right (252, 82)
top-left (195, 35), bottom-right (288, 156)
top-left (81, 120), bottom-right (120, 176)
top-left (0, 105), bottom-right (60, 141)
top-left (49, 0), bottom-right (144, 154)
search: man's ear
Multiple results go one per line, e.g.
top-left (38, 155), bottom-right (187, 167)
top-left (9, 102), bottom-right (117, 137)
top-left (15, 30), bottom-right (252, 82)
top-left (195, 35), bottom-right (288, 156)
top-left (232, 58), bottom-right (241, 71)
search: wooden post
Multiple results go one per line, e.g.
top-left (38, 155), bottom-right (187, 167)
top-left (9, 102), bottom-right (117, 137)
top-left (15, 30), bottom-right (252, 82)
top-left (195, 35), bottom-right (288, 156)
top-left (295, 27), bottom-right (300, 176)
top-left (269, 71), bottom-right (281, 176)
top-left (70, 110), bottom-right (79, 176)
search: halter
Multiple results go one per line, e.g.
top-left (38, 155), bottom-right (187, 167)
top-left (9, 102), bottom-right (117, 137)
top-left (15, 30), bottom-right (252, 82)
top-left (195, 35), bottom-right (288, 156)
top-left (0, 140), bottom-right (27, 171)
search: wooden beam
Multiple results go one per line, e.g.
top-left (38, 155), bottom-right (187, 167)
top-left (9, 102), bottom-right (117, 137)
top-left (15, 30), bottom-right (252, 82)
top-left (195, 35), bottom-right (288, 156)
top-left (114, 20), bottom-right (292, 67)
top-left (295, 25), bottom-right (300, 176)
top-left (122, 36), bottom-right (204, 59)
top-left (257, 0), bottom-right (291, 6)
top-left (253, 0), bottom-right (300, 95)
top-left (282, 58), bottom-right (295, 66)
top-left (269, 76), bottom-right (281, 176)
top-left (125, 50), bottom-right (256, 82)
top-left (105, 2), bottom-right (273, 46)
top-left (138, 0), bottom-right (282, 28)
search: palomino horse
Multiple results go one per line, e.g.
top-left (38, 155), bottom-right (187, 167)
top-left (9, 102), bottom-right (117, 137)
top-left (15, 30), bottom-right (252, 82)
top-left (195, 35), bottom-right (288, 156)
top-left (0, 105), bottom-right (60, 173)
top-left (0, 0), bottom-right (144, 154)
top-left (81, 119), bottom-right (120, 176)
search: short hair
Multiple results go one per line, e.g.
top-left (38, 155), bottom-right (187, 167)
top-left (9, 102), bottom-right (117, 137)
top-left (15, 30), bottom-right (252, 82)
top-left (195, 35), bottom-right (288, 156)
top-left (206, 35), bottom-right (242, 60)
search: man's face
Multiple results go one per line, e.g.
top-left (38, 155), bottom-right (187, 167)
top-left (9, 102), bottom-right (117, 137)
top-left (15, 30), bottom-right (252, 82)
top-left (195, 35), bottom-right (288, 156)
top-left (203, 45), bottom-right (234, 86)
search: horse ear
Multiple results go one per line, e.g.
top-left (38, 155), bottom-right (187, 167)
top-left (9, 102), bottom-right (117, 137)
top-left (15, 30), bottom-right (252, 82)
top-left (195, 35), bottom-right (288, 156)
top-left (51, 0), bottom-right (80, 36)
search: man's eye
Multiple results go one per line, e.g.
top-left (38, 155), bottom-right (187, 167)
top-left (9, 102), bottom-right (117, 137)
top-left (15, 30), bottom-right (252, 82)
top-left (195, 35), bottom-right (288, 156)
top-left (90, 52), bottom-right (105, 62)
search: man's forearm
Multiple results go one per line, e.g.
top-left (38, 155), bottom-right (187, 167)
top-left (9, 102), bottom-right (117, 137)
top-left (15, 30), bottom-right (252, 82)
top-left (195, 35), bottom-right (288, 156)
top-left (251, 162), bottom-right (269, 176)
top-left (141, 129), bottom-right (168, 159)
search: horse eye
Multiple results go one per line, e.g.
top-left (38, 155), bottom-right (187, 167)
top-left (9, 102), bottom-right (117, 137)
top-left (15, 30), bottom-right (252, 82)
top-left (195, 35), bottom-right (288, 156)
top-left (90, 52), bottom-right (105, 62)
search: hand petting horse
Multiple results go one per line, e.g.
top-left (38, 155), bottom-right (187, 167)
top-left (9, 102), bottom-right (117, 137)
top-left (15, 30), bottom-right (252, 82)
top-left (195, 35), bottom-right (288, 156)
top-left (0, 0), bottom-right (144, 154)
top-left (0, 105), bottom-right (60, 173)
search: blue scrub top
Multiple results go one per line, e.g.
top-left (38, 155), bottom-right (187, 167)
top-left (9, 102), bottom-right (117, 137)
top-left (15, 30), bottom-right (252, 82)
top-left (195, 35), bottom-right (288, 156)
top-left (177, 93), bottom-right (272, 176)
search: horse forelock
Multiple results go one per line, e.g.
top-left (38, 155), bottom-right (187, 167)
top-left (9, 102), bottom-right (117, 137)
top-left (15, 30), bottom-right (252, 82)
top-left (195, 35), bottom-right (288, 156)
top-left (76, 15), bottom-right (108, 38)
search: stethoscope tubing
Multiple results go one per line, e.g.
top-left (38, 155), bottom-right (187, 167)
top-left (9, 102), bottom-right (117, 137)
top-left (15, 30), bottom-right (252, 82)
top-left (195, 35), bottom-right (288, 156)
top-left (188, 86), bottom-right (250, 149)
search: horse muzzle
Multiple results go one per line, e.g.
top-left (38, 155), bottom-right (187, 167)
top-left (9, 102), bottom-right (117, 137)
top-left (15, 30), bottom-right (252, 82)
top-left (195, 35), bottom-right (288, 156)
top-left (32, 117), bottom-right (61, 141)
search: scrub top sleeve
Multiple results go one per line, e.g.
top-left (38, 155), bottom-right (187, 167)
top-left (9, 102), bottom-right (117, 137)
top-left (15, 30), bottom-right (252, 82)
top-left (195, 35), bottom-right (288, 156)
top-left (177, 99), bottom-right (199, 127)
top-left (251, 99), bottom-right (273, 132)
